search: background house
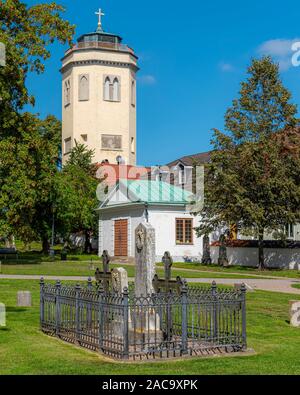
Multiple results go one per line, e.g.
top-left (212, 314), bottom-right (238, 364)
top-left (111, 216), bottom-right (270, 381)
top-left (97, 179), bottom-right (203, 262)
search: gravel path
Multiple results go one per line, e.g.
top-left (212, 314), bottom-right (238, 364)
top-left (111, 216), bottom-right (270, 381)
top-left (1, 274), bottom-right (300, 294)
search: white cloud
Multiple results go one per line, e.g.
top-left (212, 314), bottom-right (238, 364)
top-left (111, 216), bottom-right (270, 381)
top-left (219, 62), bottom-right (235, 72)
top-left (137, 75), bottom-right (156, 85)
top-left (257, 38), bottom-right (300, 71)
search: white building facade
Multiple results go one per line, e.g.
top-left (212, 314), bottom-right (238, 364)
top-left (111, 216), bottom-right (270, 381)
top-left (97, 180), bottom-right (203, 262)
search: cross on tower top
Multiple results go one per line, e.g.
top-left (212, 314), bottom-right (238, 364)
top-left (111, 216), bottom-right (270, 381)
top-left (95, 8), bottom-right (105, 32)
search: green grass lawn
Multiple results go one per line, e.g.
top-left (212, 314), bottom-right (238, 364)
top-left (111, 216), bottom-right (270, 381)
top-left (158, 262), bottom-right (300, 279)
top-left (0, 261), bottom-right (272, 280)
top-left (292, 284), bottom-right (300, 290)
top-left (0, 279), bottom-right (300, 374)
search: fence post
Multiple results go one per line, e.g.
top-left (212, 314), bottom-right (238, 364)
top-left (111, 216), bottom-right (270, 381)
top-left (123, 287), bottom-right (129, 359)
top-left (211, 281), bottom-right (218, 342)
top-left (75, 283), bottom-right (81, 344)
top-left (240, 283), bottom-right (247, 350)
top-left (98, 285), bottom-right (104, 352)
top-left (181, 283), bottom-right (188, 355)
top-left (55, 280), bottom-right (61, 336)
top-left (40, 277), bottom-right (45, 329)
top-left (87, 277), bottom-right (92, 328)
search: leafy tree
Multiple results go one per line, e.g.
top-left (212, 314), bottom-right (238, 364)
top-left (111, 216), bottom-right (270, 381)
top-left (0, 113), bottom-right (61, 252)
top-left (54, 143), bottom-right (99, 253)
top-left (0, 1), bottom-right (74, 251)
top-left (195, 57), bottom-right (300, 269)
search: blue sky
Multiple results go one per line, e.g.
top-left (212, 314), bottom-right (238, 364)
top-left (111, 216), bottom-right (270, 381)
top-left (25, 0), bottom-right (300, 166)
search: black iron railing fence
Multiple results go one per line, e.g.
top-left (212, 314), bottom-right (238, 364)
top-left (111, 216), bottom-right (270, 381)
top-left (40, 279), bottom-right (246, 360)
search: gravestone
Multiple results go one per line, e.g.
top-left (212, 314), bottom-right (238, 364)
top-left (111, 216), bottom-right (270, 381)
top-left (218, 234), bottom-right (229, 267)
top-left (133, 223), bottom-right (162, 347)
top-left (17, 291), bottom-right (32, 307)
top-left (0, 303), bottom-right (5, 327)
top-left (152, 251), bottom-right (185, 295)
top-left (95, 250), bottom-right (112, 292)
top-left (201, 234), bottom-right (212, 265)
top-left (112, 267), bottom-right (128, 294)
top-left (135, 222), bottom-right (156, 296)
top-left (289, 300), bottom-right (300, 327)
top-left (0, 42), bottom-right (5, 67)
top-left (111, 268), bottom-right (130, 337)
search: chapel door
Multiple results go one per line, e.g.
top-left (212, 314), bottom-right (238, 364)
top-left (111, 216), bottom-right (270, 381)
top-left (114, 219), bottom-right (128, 257)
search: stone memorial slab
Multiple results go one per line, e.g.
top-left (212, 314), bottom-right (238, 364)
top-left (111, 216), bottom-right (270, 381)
top-left (0, 303), bottom-right (6, 327)
top-left (17, 291), bottom-right (32, 307)
top-left (0, 42), bottom-right (5, 67)
top-left (289, 300), bottom-right (300, 327)
top-left (135, 222), bottom-right (156, 297)
top-left (112, 267), bottom-right (128, 294)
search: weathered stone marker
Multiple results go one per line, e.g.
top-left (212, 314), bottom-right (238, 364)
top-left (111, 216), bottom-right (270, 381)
top-left (218, 234), bottom-right (229, 267)
top-left (0, 303), bottom-right (5, 327)
top-left (112, 267), bottom-right (128, 294)
top-left (135, 222), bottom-right (156, 296)
top-left (289, 300), bottom-right (300, 327)
top-left (17, 291), bottom-right (32, 307)
top-left (95, 250), bottom-right (112, 292)
top-left (201, 234), bottom-right (212, 264)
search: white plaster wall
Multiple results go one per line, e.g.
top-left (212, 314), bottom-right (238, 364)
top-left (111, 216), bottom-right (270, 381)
top-left (98, 205), bottom-right (203, 262)
top-left (211, 246), bottom-right (300, 269)
top-left (99, 206), bottom-right (145, 257)
top-left (148, 207), bottom-right (203, 262)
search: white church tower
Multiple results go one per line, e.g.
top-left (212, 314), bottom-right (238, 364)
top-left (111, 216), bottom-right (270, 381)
top-left (61, 8), bottom-right (138, 165)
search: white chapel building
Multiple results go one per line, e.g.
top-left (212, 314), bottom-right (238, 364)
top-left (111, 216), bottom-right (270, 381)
top-left (97, 180), bottom-right (203, 262)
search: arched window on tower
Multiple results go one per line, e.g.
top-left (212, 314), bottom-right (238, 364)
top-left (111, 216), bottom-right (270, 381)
top-left (104, 77), bottom-right (111, 101)
top-left (131, 80), bottom-right (136, 106)
top-left (103, 75), bottom-right (121, 102)
top-left (78, 74), bottom-right (89, 101)
top-left (113, 77), bottom-right (120, 102)
top-left (64, 79), bottom-right (71, 106)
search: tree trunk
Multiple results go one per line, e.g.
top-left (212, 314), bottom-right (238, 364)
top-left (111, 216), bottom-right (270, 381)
top-left (258, 228), bottom-right (265, 270)
top-left (42, 237), bottom-right (50, 255)
top-left (84, 231), bottom-right (92, 254)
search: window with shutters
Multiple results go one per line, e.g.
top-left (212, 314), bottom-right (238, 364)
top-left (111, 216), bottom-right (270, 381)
top-left (176, 218), bottom-right (193, 245)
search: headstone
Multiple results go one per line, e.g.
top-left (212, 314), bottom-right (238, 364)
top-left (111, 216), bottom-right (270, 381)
top-left (111, 268), bottom-right (130, 337)
top-left (152, 251), bottom-right (185, 295)
top-left (112, 267), bottom-right (128, 294)
top-left (135, 222), bottom-right (156, 296)
top-left (133, 223), bottom-right (163, 346)
top-left (0, 42), bottom-right (5, 67)
top-left (289, 300), bottom-right (300, 327)
top-left (0, 303), bottom-right (5, 327)
top-left (17, 291), bottom-right (32, 307)
top-left (218, 234), bottom-right (229, 267)
top-left (201, 234), bottom-right (212, 265)
top-left (95, 250), bottom-right (112, 292)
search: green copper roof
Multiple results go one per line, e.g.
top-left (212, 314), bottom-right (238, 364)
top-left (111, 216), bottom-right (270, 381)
top-left (119, 180), bottom-right (193, 204)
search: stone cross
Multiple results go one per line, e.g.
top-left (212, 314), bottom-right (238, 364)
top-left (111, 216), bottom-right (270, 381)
top-left (152, 251), bottom-right (185, 295)
top-left (135, 222), bottom-right (156, 296)
top-left (95, 250), bottom-right (112, 292)
top-left (95, 8), bottom-right (105, 31)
